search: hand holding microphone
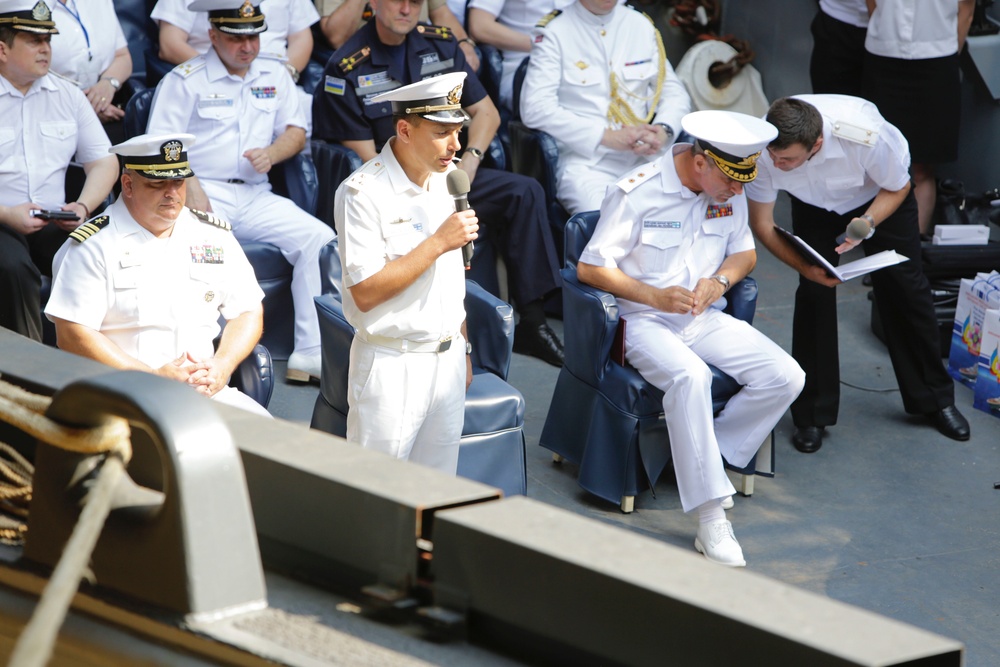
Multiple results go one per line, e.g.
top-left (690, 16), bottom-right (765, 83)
top-left (446, 169), bottom-right (475, 269)
top-left (835, 215), bottom-right (875, 249)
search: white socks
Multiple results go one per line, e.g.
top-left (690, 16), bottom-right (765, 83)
top-left (697, 499), bottom-right (726, 525)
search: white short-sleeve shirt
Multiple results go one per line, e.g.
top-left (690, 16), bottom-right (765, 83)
top-left (580, 144), bottom-right (755, 329)
top-left (50, 0), bottom-right (129, 89)
top-left (0, 74), bottom-right (111, 208)
top-left (146, 49), bottom-right (306, 184)
top-left (334, 140), bottom-right (467, 341)
top-left (865, 0), bottom-right (960, 59)
top-left (745, 94), bottom-right (912, 215)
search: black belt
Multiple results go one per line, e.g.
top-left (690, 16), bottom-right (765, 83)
top-left (226, 179), bottom-right (245, 184)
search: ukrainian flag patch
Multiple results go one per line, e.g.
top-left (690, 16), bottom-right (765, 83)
top-left (325, 75), bottom-right (346, 95)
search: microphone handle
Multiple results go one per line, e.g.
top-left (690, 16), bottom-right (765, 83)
top-left (454, 194), bottom-right (473, 269)
top-left (462, 240), bottom-right (474, 269)
top-left (835, 232), bottom-right (848, 244)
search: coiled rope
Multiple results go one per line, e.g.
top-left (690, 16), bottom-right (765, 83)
top-left (0, 375), bottom-right (132, 667)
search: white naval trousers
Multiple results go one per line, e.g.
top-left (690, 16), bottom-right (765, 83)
top-left (624, 308), bottom-right (804, 513)
top-left (346, 336), bottom-right (466, 474)
top-left (213, 385), bottom-right (272, 418)
top-left (202, 180), bottom-right (335, 354)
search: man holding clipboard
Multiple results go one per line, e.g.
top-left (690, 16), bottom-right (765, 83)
top-left (746, 95), bottom-right (968, 453)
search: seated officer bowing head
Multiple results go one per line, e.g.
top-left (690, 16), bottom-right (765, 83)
top-left (577, 110), bottom-right (803, 567)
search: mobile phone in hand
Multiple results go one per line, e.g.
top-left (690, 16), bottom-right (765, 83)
top-left (30, 209), bottom-right (81, 221)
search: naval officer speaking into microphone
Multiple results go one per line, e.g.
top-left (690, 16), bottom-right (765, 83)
top-left (333, 71), bottom-right (478, 474)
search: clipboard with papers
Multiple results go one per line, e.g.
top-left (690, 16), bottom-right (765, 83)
top-left (773, 226), bottom-right (909, 281)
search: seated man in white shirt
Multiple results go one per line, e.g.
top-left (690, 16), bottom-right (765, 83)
top-left (46, 133), bottom-right (270, 417)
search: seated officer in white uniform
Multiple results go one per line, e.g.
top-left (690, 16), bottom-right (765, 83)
top-left (577, 110), bottom-right (805, 567)
top-left (520, 0), bottom-right (691, 215)
top-left (147, 0), bottom-right (336, 383)
top-left (45, 133), bottom-right (271, 417)
top-left (334, 72), bottom-right (478, 474)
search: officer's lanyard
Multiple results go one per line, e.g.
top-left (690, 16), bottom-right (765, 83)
top-left (58, 0), bottom-right (92, 62)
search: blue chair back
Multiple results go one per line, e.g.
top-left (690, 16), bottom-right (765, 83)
top-left (124, 86), bottom-right (156, 139)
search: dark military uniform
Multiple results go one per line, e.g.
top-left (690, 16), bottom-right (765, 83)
top-left (313, 21), bottom-right (561, 310)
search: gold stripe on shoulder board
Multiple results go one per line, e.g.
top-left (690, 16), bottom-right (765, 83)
top-left (189, 208), bottom-right (232, 231)
top-left (536, 10), bottom-right (562, 28)
top-left (68, 215), bottom-right (110, 243)
top-left (339, 46), bottom-right (371, 74)
top-left (416, 24), bottom-right (453, 40)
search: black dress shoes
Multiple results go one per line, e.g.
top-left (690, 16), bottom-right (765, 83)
top-left (792, 426), bottom-right (824, 453)
top-left (513, 322), bottom-right (565, 367)
top-left (928, 405), bottom-right (971, 441)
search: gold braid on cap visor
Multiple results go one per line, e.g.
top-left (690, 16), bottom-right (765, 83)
top-left (403, 103), bottom-right (463, 114)
top-left (704, 148), bottom-right (761, 183)
top-left (124, 160), bottom-right (191, 171)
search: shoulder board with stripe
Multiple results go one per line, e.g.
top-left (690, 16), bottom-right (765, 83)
top-left (173, 57), bottom-right (207, 79)
top-left (345, 158), bottom-right (386, 191)
top-left (415, 24), bottom-right (453, 40)
top-left (339, 46), bottom-right (371, 74)
top-left (68, 215), bottom-right (110, 244)
top-left (189, 208), bottom-right (232, 231)
top-left (615, 161), bottom-right (661, 193)
top-left (536, 9), bottom-right (562, 28)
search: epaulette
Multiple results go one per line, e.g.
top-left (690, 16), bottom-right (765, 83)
top-left (415, 24), bottom-right (453, 40)
top-left (642, 11), bottom-right (655, 26)
top-left (615, 161), bottom-right (661, 193)
top-left (536, 10), bottom-right (562, 28)
top-left (68, 215), bottom-right (110, 244)
top-left (345, 158), bottom-right (386, 192)
top-left (173, 57), bottom-right (207, 79)
top-left (831, 119), bottom-right (879, 147)
top-left (189, 208), bottom-right (232, 232)
top-left (339, 46), bottom-right (371, 74)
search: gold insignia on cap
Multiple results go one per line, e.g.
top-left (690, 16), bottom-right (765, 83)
top-left (447, 84), bottom-right (462, 106)
top-left (31, 0), bottom-right (50, 21)
top-left (239, 0), bottom-right (254, 18)
top-left (162, 140), bottom-right (183, 163)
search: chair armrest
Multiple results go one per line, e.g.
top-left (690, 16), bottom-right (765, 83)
top-left (561, 269), bottom-right (620, 385)
top-left (722, 276), bottom-right (758, 324)
top-left (465, 281), bottom-right (515, 381)
top-left (314, 294), bottom-right (355, 412)
top-left (319, 238), bottom-right (343, 300)
top-left (229, 343), bottom-right (274, 409)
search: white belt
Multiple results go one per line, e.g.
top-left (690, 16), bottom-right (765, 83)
top-left (357, 330), bottom-right (456, 353)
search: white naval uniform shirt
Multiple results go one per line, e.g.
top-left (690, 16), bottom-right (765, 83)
top-left (150, 0), bottom-right (320, 60)
top-left (745, 94), bottom-right (912, 215)
top-left (147, 48), bottom-right (306, 186)
top-left (579, 143), bottom-right (754, 331)
top-left (467, 0), bottom-right (576, 107)
top-left (45, 200), bottom-right (264, 370)
top-left (520, 2), bottom-right (689, 176)
top-left (865, 0), bottom-right (961, 59)
top-left (50, 0), bottom-right (129, 89)
top-left (0, 73), bottom-right (110, 209)
top-left (334, 139), bottom-right (467, 342)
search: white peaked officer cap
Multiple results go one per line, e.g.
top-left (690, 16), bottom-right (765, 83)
top-left (0, 0), bottom-right (58, 33)
top-left (110, 133), bottom-right (198, 180)
top-left (681, 110), bottom-right (779, 183)
top-left (188, 0), bottom-right (267, 34)
top-left (372, 72), bottom-right (472, 124)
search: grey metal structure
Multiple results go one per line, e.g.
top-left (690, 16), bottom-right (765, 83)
top-left (0, 330), bottom-right (966, 665)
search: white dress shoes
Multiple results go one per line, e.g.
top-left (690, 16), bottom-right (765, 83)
top-left (286, 350), bottom-right (321, 383)
top-left (695, 519), bottom-right (746, 567)
top-left (721, 495), bottom-right (734, 510)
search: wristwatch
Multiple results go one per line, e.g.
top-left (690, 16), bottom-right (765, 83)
top-left (709, 274), bottom-right (730, 292)
top-left (102, 76), bottom-right (121, 91)
top-left (466, 341), bottom-right (473, 355)
top-left (655, 123), bottom-right (674, 142)
top-left (465, 147), bottom-right (484, 160)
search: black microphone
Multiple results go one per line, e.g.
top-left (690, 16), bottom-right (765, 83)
top-left (446, 169), bottom-right (473, 269)
top-left (836, 217), bottom-right (872, 245)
